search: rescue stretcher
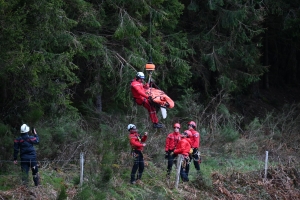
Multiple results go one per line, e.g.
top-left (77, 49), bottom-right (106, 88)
top-left (145, 88), bottom-right (174, 119)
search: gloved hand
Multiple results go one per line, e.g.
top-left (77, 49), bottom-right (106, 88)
top-left (165, 151), bottom-right (169, 159)
top-left (148, 96), bottom-right (153, 102)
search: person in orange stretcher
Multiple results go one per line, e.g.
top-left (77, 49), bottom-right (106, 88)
top-left (173, 130), bottom-right (193, 182)
top-left (131, 72), bottom-right (163, 128)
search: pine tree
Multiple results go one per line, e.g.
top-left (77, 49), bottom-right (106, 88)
top-left (179, 0), bottom-right (267, 94)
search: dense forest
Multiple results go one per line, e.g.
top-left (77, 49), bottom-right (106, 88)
top-left (0, 0), bottom-right (300, 199)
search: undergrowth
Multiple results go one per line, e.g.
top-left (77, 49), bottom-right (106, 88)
top-left (0, 92), bottom-right (300, 199)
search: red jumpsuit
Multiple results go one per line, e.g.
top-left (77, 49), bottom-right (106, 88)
top-left (189, 128), bottom-right (201, 171)
top-left (131, 79), bottom-right (158, 123)
top-left (165, 132), bottom-right (182, 175)
top-left (174, 138), bottom-right (192, 157)
top-left (128, 131), bottom-right (147, 183)
top-left (174, 138), bottom-right (192, 182)
top-left (165, 132), bottom-right (181, 152)
top-left (129, 132), bottom-right (147, 151)
top-left (190, 129), bottom-right (200, 148)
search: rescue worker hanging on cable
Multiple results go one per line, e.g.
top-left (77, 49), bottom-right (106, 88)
top-left (165, 123), bottom-right (182, 178)
top-left (173, 130), bottom-right (193, 182)
top-left (128, 124), bottom-right (148, 184)
top-left (13, 124), bottom-right (40, 186)
top-left (188, 121), bottom-right (201, 175)
top-left (131, 72), bottom-right (163, 128)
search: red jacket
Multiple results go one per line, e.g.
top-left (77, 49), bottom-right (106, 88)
top-left (131, 79), bottom-right (149, 99)
top-left (174, 138), bottom-right (192, 157)
top-left (165, 132), bottom-right (181, 152)
top-left (129, 132), bottom-right (147, 151)
top-left (190, 129), bottom-right (200, 148)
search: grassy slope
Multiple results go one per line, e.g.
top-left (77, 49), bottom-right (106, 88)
top-left (1, 86), bottom-right (300, 199)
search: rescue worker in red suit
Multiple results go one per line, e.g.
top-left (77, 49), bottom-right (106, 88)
top-left (173, 130), bottom-right (192, 182)
top-left (188, 121), bottom-right (201, 174)
top-left (128, 124), bottom-right (148, 184)
top-left (131, 72), bottom-right (163, 128)
top-left (165, 123), bottom-right (181, 178)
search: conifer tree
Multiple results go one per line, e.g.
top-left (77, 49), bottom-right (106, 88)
top-left (67, 0), bottom-right (192, 110)
top-left (0, 0), bottom-right (79, 122)
top-left (180, 0), bottom-right (267, 94)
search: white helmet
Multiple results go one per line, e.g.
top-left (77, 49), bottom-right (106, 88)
top-left (136, 72), bottom-right (145, 79)
top-left (20, 124), bottom-right (30, 133)
top-left (127, 124), bottom-right (136, 131)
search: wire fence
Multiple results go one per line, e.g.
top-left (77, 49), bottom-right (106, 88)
top-left (1, 150), bottom-right (294, 189)
top-left (0, 153), bottom-right (202, 186)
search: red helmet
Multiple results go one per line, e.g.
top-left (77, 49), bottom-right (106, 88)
top-left (183, 130), bottom-right (192, 138)
top-left (173, 123), bottom-right (181, 129)
top-left (188, 121), bottom-right (196, 128)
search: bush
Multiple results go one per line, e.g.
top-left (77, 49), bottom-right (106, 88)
top-left (75, 186), bottom-right (106, 200)
top-left (57, 185), bottom-right (68, 200)
top-left (220, 125), bottom-right (239, 142)
top-left (0, 123), bottom-right (13, 171)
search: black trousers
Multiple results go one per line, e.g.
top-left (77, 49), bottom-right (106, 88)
top-left (166, 152), bottom-right (176, 175)
top-left (20, 158), bottom-right (39, 186)
top-left (191, 148), bottom-right (200, 171)
top-left (131, 150), bottom-right (144, 182)
top-left (180, 157), bottom-right (190, 182)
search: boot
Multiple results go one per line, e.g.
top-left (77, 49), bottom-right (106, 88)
top-left (33, 174), bottom-right (40, 186)
top-left (166, 170), bottom-right (171, 179)
top-left (153, 123), bottom-right (163, 128)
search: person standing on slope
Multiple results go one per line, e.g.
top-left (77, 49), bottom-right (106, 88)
top-left (13, 124), bottom-right (40, 186)
top-left (128, 124), bottom-right (148, 184)
top-left (188, 121), bottom-right (201, 174)
top-left (131, 72), bottom-right (163, 128)
top-left (165, 123), bottom-right (182, 178)
top-left (173, 130), bottom-right (192, 182)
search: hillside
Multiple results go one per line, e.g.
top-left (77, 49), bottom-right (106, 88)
top-left (1, 86), bottom-right (300, 200)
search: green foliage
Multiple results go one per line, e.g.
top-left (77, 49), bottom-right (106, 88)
top-left (71, 176), bottom-right (80, 186)
top-left (0, 123), bottom-right (10, 135)
top-left (186, 0), bottom-right (267, 94)
top-left (0, 174), bottom-right (16, 190)
top-left (37, 114), bottom-right (83, 158)
top-left (0, 123), bottom-right (13, 170)
top-left (57, 185), bottom-right (68, 200)
top-left (23, 105), bottom-right (44, 125)
top-left (218, 103), bottom-right (230, 117)
top-left (218, 76), bottom-right (237, 93)
top-left (246, 117), bottom-right (262, 138)
top-left (220, 124), bottom-right (239, 142)
top-left (75, 186), bottom-right (106, 200)
top-left (100, 166), bottom-right (113, 184)
top-left (0, 0), bottom-right (80, 123)
top-left (41, 170), bottom-right (64, 189)
top-left (202, 154), bottom-right (265, 175)
top-left (175, 88), bottom-right (204, 119)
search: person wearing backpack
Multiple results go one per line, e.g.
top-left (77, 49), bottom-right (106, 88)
top-left (173, 130), bottom-right (193, 182)
top-left (128, 124), bottom-right (148, 184)
top-left (165, 123), bottom-right (182, 178)
top-left (188, 121), bottom-right (201, 174)
top-left (13, 124), bottom-right (40, 186)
